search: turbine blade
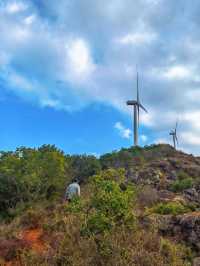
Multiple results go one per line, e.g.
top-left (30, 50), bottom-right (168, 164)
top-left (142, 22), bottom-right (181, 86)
top-left (139, 103), bottom-right (148, 113)
top-left (137, 72), bottom-right (139, 103)
top-left (175, 121), bottom-right (178, 133)
top-left (175, 135), bottom-right (178, 144)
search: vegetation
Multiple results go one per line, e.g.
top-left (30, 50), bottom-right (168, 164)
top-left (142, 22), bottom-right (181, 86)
top-left (0, 145), bottom-right (100, 220)
top-left (150, 202), bottom-right (192, 215)
top-left (170, 177), bottom-right (193, 192)
top-left (0, 168), bottom-right (192, 265)
top-left (82, 169), bottom-right (136, 235)
top-left (0, 144), bottom-right (199, 265)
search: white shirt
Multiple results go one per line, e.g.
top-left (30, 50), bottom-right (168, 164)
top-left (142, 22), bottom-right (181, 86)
top-left (65, 182), bottom-right (80, 199)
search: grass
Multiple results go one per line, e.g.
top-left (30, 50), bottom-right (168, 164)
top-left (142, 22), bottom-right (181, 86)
top-left (150, 202), bottom-right (192, 215)
top-left (170, 178), bottom-right (193, 192)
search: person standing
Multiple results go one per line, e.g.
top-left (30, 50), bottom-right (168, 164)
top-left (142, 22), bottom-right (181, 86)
top-left (64, 179), bottom-right (80, 202)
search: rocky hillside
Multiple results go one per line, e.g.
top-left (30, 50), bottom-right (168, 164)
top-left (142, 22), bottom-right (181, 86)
top-left (1, 144), bottom-right (200, 265)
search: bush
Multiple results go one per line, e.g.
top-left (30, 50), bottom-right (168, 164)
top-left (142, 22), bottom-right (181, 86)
top-left (0, 145), bottom-right (70, 219)
top-left (178, 171), bottom-right (191, 180)
top-left (170, 178), bottom-right (193, 192)
top-left (82, 169), bottom-right (136, 235)
top-left (151, 202), bottom-right (190, 215)
top-left (64, 197), bottom-right (83, 214)
top-left (68, 155), bottom-right (101, 182)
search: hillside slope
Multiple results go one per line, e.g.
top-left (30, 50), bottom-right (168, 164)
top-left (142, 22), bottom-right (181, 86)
top-left (1, 144), bottom-right (200, 265)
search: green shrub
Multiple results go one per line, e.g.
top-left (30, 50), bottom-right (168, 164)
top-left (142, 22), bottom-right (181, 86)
top-left (64, 197), bottom-right (83, 214)
top-left (170, 178), bottom-right (193, 192)
top-left (177, 171), bottom-right (190, 180)
top-left (160, 238), bottom-right (193, 265)
top-left (83, 212), bottom-right (113, 234)
top-left (151, 202), bottom-right (190, 215)
top-left (82, 169), bottom-right (136, 235)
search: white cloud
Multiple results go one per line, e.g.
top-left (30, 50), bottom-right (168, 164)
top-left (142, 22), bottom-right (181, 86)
top-left (24, 15), bottom-right (35, 25)
top-left (114, 122), bottom-right (132, 139)
top-left (118, 31), bottom-right (157, 45)
top-left (181, 111), bottom-right (200, 131)
top-left (163, 65), bottom-right (191, 80)
top-left (180, 132), bottom-right (200, 146)
top-left (66, 39), bottom-right (96, 81)
top-left (5, 1), bottom-right (27, 14)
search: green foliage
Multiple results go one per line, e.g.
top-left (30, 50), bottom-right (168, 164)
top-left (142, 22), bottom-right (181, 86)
top-left (160, 238), bottom-right (193, 265)
top-left (151, 202), bottom-right (191, 215)
top-left (100, 148), bottom-right (143, 170)
top-left (83, 169), bottom-right (136, 235)
top-left (65, 196), bottom-right (84, 214)
top-left (85, 212), bottom-right (113, 234)
top-left (177, 171), bottom-right (191, 180)
top-left (170, 178), bottom-right (193, 192)
top-left (0, 145), bottom-right (69, 217)
top-left (68, 154), bottom-right (101, 182)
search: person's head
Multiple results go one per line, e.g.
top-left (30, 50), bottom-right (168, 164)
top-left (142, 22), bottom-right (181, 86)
top-left (73, 178), bottom-right (79, 184)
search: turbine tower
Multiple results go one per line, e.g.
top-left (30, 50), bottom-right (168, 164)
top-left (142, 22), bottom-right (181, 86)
top-left (126, 72), bottom-right (148, 146)
top-left (170, 122), bottom-right (178, 149)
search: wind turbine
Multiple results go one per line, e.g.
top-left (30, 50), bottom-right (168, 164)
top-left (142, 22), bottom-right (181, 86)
top-left (170, 121), bottom-right (178, 149)
top-left (126, 72), bottom-right (148, 146)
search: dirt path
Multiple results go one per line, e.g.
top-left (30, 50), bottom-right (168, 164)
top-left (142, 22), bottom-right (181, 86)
top-left (21, 228), bottom-right (46, 253)
top-left (3, 228), bottom-right (47, 266)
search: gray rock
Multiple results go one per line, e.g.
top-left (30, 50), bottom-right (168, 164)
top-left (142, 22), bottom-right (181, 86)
top-left (193, 257), bottom-right (200, 266)
top-left (184, 188), bottom-right (200, 203)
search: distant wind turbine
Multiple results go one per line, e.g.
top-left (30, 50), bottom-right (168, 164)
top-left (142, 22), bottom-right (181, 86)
top-left (126, 72), bottom-right (148, 146)
top-left (170, 121), bottom-right (178, 149)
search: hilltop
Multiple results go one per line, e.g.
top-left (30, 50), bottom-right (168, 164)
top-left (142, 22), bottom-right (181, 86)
top-left (0, 144), bottom-right (200, 265)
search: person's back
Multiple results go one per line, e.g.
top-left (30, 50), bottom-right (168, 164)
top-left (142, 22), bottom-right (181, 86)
top-left (65, 181), bottom-right (80, 201)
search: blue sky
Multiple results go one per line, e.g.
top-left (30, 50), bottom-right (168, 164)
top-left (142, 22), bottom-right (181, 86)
top-left (1, 0), bottom-right (200, 155)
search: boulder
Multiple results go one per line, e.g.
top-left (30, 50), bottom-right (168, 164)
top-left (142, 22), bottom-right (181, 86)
top-left (147, 212), bottom-right (200, 252)
top-left (193, 257), bottom-right (200, 266)
top-left (184, 188), bottom-right (200, 203)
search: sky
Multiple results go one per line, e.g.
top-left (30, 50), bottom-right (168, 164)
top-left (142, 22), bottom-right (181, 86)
top-left (1, 0), bottom-right (200, 155)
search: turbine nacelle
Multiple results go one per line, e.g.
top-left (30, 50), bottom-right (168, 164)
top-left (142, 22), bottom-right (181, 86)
top-left (126, 100), bottom-right (138, 106)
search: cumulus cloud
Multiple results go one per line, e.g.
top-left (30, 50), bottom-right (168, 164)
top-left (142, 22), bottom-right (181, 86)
top-left (1, 0), bottom-right (200, 153)
top-left (5, 1), bottom-right (27, 14)
top-left (180, 132), bottom-right (200, 146)
top-left (117, 31), bottom-right (157, 45)
top-left (66, 38), bottom-right (96, 81)
top-left (114, 122), bottom-right (131, 139)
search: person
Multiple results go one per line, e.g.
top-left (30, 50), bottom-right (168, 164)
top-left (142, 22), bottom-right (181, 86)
top-left (64, 179), bottom-right (80, 202)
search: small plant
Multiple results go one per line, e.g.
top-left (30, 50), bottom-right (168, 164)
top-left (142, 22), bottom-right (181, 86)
top-left (160, 238), bottom-right (193, 265)
top-left (151, 202), bottom-right (190, 215)
top-left (178, 171), bottom-right (190, 180)
top-left (64, 197), bottom-right (83, 214)
top-left (170, 178), bottom-right (193, 192)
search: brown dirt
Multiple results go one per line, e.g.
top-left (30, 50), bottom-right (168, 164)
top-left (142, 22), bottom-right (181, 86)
top-left (20, 228), bottom-right (46, 253)
top-left (2, 229), bottom-right (47, 266)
